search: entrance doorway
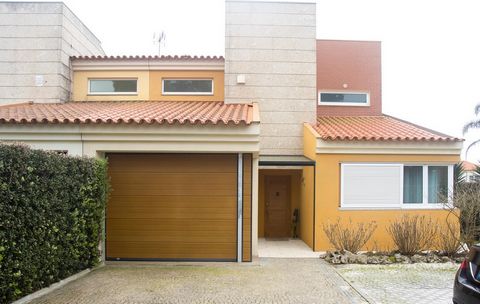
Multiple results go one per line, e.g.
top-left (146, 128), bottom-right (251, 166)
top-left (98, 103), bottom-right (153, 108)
top-left (256, 155), bottom-right (316, 256)
top-left (264, 175), bottom-right (291, 238)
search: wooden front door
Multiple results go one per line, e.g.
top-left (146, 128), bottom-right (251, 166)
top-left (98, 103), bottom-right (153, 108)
top-left (265, 175), bottom-right (291, 238)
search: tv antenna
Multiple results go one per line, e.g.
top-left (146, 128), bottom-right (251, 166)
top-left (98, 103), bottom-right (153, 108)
top-left (153, 31), bottom-right (166, 55)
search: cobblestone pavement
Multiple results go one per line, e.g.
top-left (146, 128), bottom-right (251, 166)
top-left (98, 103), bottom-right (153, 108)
top-left (336, 263), bottom-right (458, 304)
top-left (30, 258), bottom-right (366, 304)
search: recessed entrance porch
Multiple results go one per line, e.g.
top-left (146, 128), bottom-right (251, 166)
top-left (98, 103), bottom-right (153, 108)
top-left (256, 155), bottom-right (316, 258)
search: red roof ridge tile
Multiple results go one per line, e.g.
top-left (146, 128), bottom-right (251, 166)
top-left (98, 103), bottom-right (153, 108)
top-left (0, 101), bottom-right (34, 108)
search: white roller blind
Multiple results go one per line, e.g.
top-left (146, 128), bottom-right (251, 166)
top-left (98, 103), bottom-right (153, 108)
top-left (341, 164), bottom-right (402, 208)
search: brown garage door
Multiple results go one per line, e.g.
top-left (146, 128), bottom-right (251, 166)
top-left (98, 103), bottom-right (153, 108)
top-left (106, 153), bottom-right (238, 261)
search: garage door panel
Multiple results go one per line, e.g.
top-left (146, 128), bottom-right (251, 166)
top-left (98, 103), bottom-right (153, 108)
top-left (107, 218), bottom-right (236, 232)
top-left (107, 230), bottom-right (236, 242)
top-left (108, 208), bottom-right (237, 220)
top-left (106, 153), bottom-right (238, 260)
top-left (107, 241), bottom-right (237, 260)
top-left (108, 154), bottom-right (237, 173)
top-left (110, 184), bottom-right (236, 196)
top-left (108, 196), bottom-right (237, 209)
top-left (109, 172), bottom-right (236, 185)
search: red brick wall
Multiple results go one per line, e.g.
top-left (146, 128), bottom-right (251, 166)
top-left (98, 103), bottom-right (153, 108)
top-left (317, 40), bottom-right (382, 116)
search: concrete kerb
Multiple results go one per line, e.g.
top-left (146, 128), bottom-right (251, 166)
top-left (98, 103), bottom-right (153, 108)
top-left (12, 264), bottom-right (104, 304)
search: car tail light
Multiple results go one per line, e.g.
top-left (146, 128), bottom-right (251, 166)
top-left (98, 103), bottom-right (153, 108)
top-left (460, 260), bottom-right (468, 270)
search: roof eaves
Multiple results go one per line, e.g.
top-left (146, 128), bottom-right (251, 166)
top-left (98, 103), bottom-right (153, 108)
top-left (383, 114), bottom-right (463, 142)
top-left (71, 55), bottom-right (225, 61)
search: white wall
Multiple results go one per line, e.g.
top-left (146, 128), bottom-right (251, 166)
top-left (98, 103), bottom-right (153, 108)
top-left (224, 0), bottom-right (317, 155)
top-left (0, 123), bottom-right (260, 157)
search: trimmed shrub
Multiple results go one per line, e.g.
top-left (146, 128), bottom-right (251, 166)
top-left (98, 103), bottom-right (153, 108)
top-left (0, 144), bottom-right (109, 303)
top-left (323, 218), bottom-right (377, 253)
top-left (442, 183), bottom-right (480, 250)
top-left (387, 215), bottom-right (438, 255)
top-left (438, 219), bottom-right (461, 257)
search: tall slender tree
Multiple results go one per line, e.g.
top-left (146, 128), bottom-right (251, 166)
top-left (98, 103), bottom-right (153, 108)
top-left (454, 162), bottom-right (466, 186)
top-left (463, 104), bottom-right (480, 156)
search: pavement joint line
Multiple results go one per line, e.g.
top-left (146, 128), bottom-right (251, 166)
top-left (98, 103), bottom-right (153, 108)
top-left (331, 265), bottom-right (374, 304)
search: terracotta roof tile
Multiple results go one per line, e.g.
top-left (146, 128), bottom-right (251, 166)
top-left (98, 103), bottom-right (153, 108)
top-left (461, 161), bottom-right (479, 171)
top-left (71, 55), bottom-right (224, 61)
top-left (0, 101), bottom-right (254, 125)
top-left (313, 115), bottom-right (462, 142)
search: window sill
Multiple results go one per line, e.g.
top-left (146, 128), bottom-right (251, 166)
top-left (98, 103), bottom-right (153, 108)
top-left (318, 102), bottom-right (370, 107)
top-left (87, 93), bottom-right (138, 96)
top-left (401, 204), bottom-right (447, 210)
top-left (161, 93), bottom-right (214, 96)
top-left (339, 204), bottom-right (446, 211)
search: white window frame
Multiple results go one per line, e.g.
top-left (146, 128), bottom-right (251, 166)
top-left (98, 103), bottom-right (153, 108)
top-left (340, 163), bottom-right (454, 210)
top-left (88, 78), bottom-right (138, 95)
top-left (318, 91), bottom-right (370, 107)
top-left (162, 78), bottom-right (214, 96)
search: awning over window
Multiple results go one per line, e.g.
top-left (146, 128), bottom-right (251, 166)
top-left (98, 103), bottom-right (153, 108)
top-left (259, 155), bottom-right (315, 166)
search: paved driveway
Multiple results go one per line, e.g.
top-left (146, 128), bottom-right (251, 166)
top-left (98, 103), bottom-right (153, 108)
top-left (336, 263), bottom-right (458, 304)
top-left (30, 259), bottom-right (366, 304)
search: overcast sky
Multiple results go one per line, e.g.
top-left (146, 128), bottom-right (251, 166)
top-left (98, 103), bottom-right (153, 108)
top-left (16, 0), bottom-right (480, 161)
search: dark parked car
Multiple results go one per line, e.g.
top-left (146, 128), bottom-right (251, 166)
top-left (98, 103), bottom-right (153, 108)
top-left (453, 244), bottom-right (480, 304)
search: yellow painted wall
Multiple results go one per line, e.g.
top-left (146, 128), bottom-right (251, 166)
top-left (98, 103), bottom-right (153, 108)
top-left (149, 70), bottom-right (224, 101)
top-left (303, 124), bottom-right (317, 160)
top-left (258, 169), bottom-right (302, 238)
top-left (314, 153), bottom-right (460, 251)
top-left (299, 124), bottom-right (318, 248)
top-left (72, 70), bottom-right (224, 102)
top-left (73, 71), bottom-right (150, 101)
top-left (300, 166), bottom-right (314, 248)
top-left (303, 124), bottom-right (460, 251)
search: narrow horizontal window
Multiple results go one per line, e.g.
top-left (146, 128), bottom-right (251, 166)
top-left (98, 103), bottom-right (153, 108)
top-left (88, 79), bottom-right (137, 94)
top-left (319, 92), bottom-right (369, 106)
top-left (162, 79), bottom-right (213, 95)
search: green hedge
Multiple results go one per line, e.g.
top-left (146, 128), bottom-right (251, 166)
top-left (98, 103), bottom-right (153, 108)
top-left (0, 144), bottom-right (109, 303)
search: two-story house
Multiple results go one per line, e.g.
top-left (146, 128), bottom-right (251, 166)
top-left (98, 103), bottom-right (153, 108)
top-left (0, 0), bottom-right (462, 262)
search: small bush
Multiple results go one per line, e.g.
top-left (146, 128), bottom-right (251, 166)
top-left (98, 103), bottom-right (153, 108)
top-left (0, 144), bottom-right (109, 303)
top-left (323, 218), bottom-right (377, 253)
top-left (442, 183), bottom-right (480, 249)
top-left (387, 215), bottom-right (438, 255)
top-left (438, 220), bottom-right (461, 257)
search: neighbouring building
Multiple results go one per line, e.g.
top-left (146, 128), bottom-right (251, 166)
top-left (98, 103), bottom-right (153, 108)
top-left (0, 0), bottom-right (463, 262)
top-left (461, 160), bottom-right (479, 183)
top-left (0, 1), bottom-right (104, 104)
